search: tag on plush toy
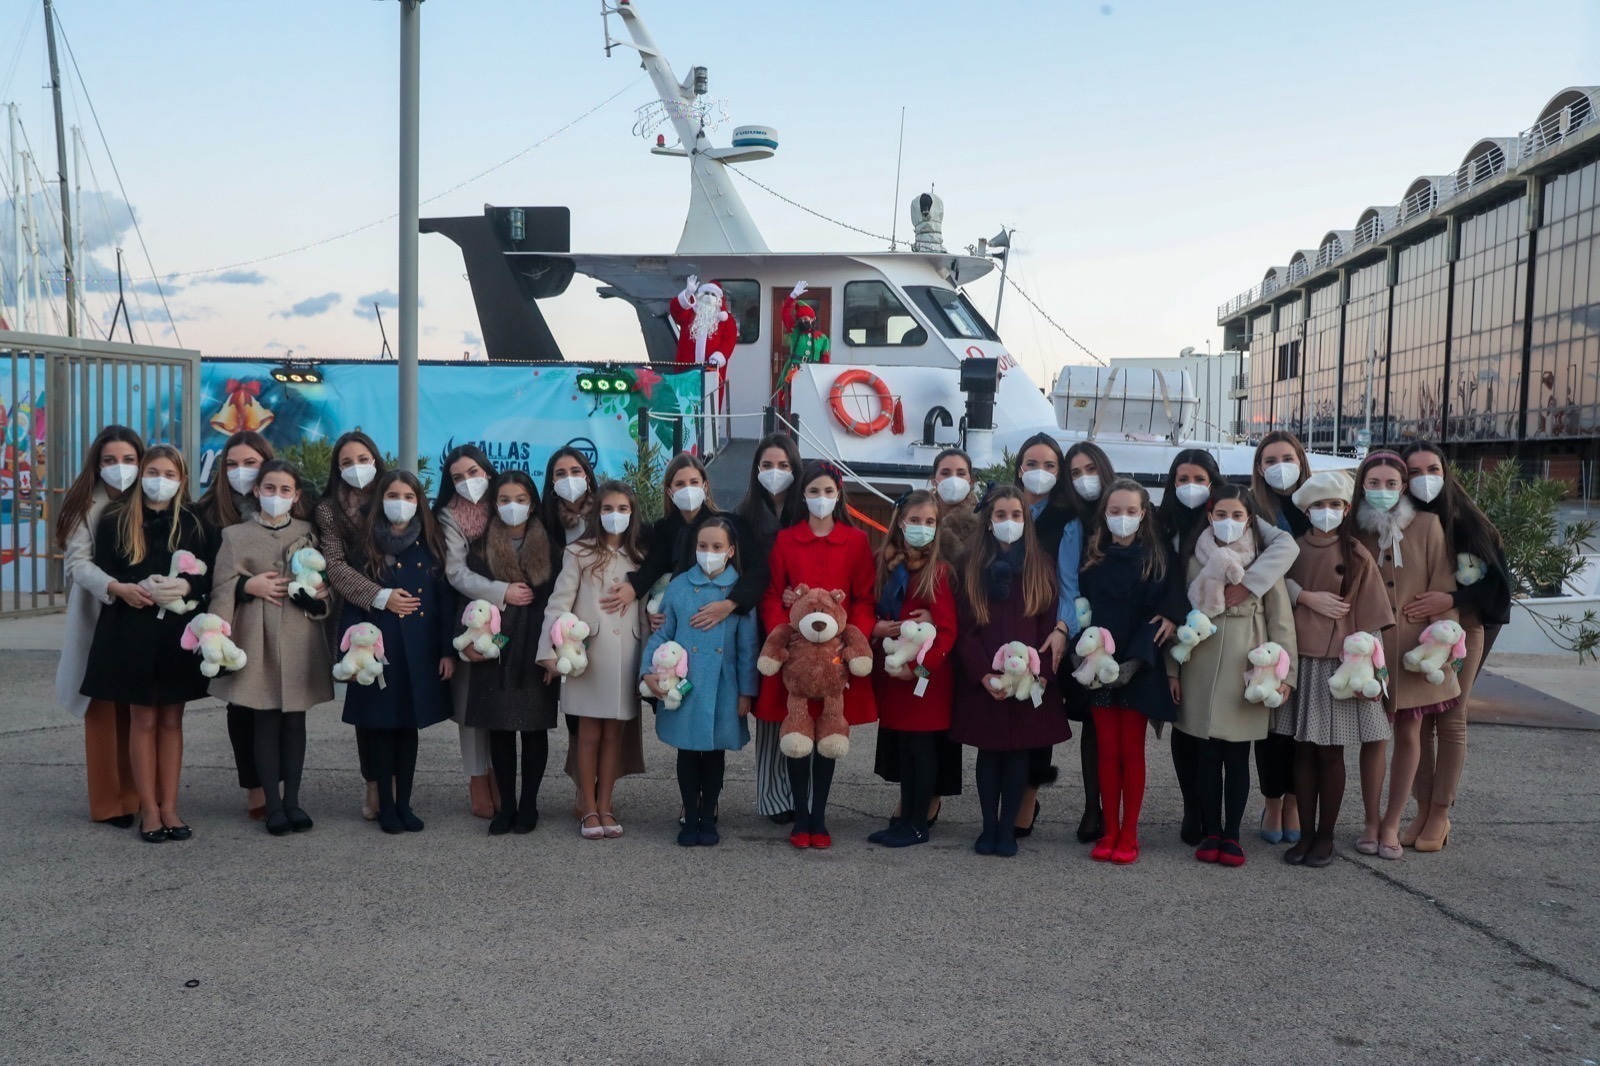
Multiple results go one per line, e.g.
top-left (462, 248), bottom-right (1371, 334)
top-left (675, 678), bottom-right (693, 700)
top-left (492, 633), bottom-right (510, 651)
top-left (913, 665), bottom-right (930, 698)
top-left (1030, 688), bottom-right (1044, 708)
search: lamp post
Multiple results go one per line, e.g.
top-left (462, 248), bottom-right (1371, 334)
top-left (397, 0), bottom-right (422, 474)
top-left (989, 227), bottom-right (1011, 330)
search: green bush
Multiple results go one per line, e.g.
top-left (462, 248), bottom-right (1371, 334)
top-left (621, 441), bottom-right (666, 526)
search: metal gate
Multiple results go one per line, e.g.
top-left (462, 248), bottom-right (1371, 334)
top-left (2, 330), bottom-right (200, 617)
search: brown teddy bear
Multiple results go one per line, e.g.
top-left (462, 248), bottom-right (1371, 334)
top-left (757, 586), bottom-right (873, 759)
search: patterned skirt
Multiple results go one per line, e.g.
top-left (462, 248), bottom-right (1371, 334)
top-left (1270, 656), bottom-right (1392, 747)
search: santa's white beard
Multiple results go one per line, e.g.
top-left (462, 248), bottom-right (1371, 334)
top-left (689, 292), bottom-right (723, 362)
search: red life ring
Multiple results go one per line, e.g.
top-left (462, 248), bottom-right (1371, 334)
top-left (828, 369), bottom-right (899, 436)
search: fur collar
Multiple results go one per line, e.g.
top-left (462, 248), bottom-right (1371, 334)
top-left (1357, 494), bottom-right (1415, 567)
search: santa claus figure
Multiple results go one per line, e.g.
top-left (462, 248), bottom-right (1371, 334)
top-left (669, 274), bottom-right (739, 370)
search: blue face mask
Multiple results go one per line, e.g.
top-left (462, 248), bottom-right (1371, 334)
top-left (1365, 489), bottom-right (1401, 512)
top-left (903, 523), bottom-right (936, 549)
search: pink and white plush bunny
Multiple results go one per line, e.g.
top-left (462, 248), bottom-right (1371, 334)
top-left (181, 612), bottom-right (246, 677)
top-left (333, 622), bottom-right (386, 686)
top-left (990, 640), bottom-right (1045, 702)
top-left (882, 620), bottom-right (938, 679)
top-left (154, 549), bottom-right (208, 618)
top-left (549, 612), bottom-right (592, 678)
top-left (640, 640), bottom-right (690, 709)
top-left (1071, 626), bottom-right (1120, 689)
top-left (453, 599), bottom-right (502, 660)
top-left (1328, 631), bottom-right (1387, 701)
top-left (1403, 619), bottom-right (1467, 685)
top-left (1243, 641), bottom-right (1292, 708)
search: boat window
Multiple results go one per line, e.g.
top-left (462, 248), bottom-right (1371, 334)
top-left (717, 279), bottom-right (760, 344)
top-left (905, 285), bottom-right (1000, 341)
top-left (843, 281), bottom-right (927, 347)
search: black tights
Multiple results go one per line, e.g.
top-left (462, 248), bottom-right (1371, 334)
top-left (366, 728), bottom-right (419, 815)
top-left (1254, 732), bottom-right (1296, 800)
top-left (252, 710), bottom-right (306, 815)
top-left (1196, 738), bottom-right (1251, 840)
top-left (677, 750), bottom-right (727, 822)
top-left (489, 729), bottom-right (548, 816)
top-left (896, 732), bottom-right (939, 833)
top-left (356, 726), bottom-right (376, 784)
top-left (975, 749), bottom-right (1029, 842)
top-left (1171, 728), bottom-right (1201, 839)
top-left (1293, 742), bottom-right (1346, 839)
top-left (787, 754), bottom-right (836, 835)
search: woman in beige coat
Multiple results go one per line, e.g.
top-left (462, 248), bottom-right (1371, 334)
top-left (209, 461), bottom-right (334, 835)
top-left (1169, 485), bottom-right (1297, 867)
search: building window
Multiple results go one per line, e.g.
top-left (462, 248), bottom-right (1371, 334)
top-left (1276, 339), bottom-right (1301, 381)
top-left (715, 279), bottom-right (760, 344)
top-left (904, 286), bottom-right (999, 341)
top-left (843, 281), bottom-right (928, 347)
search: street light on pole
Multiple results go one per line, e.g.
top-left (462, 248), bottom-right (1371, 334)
top-left (397, 0), bottom-right (423, 474)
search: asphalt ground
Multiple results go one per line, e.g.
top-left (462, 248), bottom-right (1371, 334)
top-left (1, 648), bottom-right (1597, 1065)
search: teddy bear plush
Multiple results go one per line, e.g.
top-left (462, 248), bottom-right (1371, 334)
top-left (1071, 627), bottom-right (1120, 689)
top-left (757, 586), bottom-right (872, 760)
top-left (333, 622), bottom-right (386, 686)
top-left (453, 599), bottom-right (502, 661)
top-left (1243, 641), bottom-right (1292, 708)
top-left (549, 612), bottom-right (592, 677)
top-left (1455, 552), bottom-right (1486, 587)
top-left (989, 640), bottom-right (1046, 702)
top-left (153, 549), bottom-right (208, 619)
top-left (882, 620), bottom-right (937, 679)
top-left (1328, 631), bottom-right (1387, 701)
top-left (287, 547), bottom-right (327, 607)
top-left (1169, 608), bottom-right (1218, 665)
top-left (1404, 619), bottom-right (1467, 685)
top-left (180, 612), bottom-right (247, 677)
top-left (640, 640), bottom-right (690, 710)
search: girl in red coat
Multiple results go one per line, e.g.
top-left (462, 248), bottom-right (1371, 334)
top-left (869, 490), bottom-right (957, 848)
top-left (759, 461), bottom-right (878, 849)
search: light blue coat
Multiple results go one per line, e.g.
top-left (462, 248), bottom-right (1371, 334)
top-left (642, 564), bottom-right (758, 752)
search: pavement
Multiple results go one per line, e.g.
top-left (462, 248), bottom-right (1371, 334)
top-left (1, 617), bottom-right (1598, 1065)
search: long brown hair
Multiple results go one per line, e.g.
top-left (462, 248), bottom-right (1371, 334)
top-left (1250, 430), bottom-right (1310, 524)
top-left (1400, 440), bottom-right (1503, 562)
top-left (663, 451), bottom-right (718, 516)
top-left (114, 445), bottom-right (193, 565)
top-left (875, 489), bottom-right (944, 603)
top-left (319, 431), bottom-right (387, 540)
top-left (1064, 441), bottom-right (1118, 523)
top-left (961, 485), bottom-right (1054, 626)
top-left (196, 430), bottom-right (274, 528)
top-left (360, 470), bottom-right (446, 580)
top-left (539, 446), bottom-right (597, 540)
top-left (1080, 478), bottom-right (1168, 584)
top-left (578, 478), bottom-right (646, 579)
top-left (799, 460), bottom-right (856, 528)
top-left (55, 424), bottom-right (144, 549)
top-left (1351, 452), bottom-right (1408, 518)
top-left (483, 470), bottom-right (551, 586)
top-left (930, 446), bottom-right (976, 516)
top-left (736, 433), bottom-right (805, 535)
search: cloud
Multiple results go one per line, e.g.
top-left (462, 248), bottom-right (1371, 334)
top-left (462, 330), bottom-right (482, 346)
top-left (201, 269), bottom-right (269, 286)
top-left (275, 292), bottom-right (341, 318)
top-left (353, 289), bottom-right (423, 318)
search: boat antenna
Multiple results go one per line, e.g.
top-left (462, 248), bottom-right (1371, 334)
top-left (374, 301), bottom-right (394, 359)
top-left (888, 106), bottom-right (905, 252)
top-left (108, 247), bottom-right (133, 343)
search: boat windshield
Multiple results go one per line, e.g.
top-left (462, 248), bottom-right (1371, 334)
top-left (905, 286), bottom-right (1000, 341)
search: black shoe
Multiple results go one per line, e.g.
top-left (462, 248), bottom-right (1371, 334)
top-left (1074, 807), bottom-right (1104, 844)
top-left (163, 823), bottom-right (193, 842)
top-left (697, 822), bottom-right (721, 846)
top-left (139, 821), bottom-right (166, 844)
top-left (488, 809), bottom-right (515, 836)
top-left (678, 818), bottom-right (700, 847)
top-left (1180, 809), bottom-right (1204, 847)
top-left (869, 817), bottom-right (904, 844)
top-left (1283, 838), bottom-right (1312, 866)
top-left (103, 814), bottom-right (136, 829)
top-left (378, 809), bottom-right (403, 835)
top-left (882, 823), bottom-right (929, 848)
top-left (767, 810), bottom-right (795, 826)
top-left (266, 811), bottom-right (292, 837)
top-left (513, 807), bottom-right (539, 835)
top-left (285, 808), bottom-right (314, 833)
top-left (398, 807), bottom-right (425, 832)
top-left (1015, 800), bottom-right (1042, 839)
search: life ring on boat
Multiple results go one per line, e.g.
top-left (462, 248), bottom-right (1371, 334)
top-left (828, 369), bottom-right (903, 436)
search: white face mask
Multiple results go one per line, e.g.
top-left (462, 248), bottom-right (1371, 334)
top-left (226, 467), bottom-right (260, 494)
top-left (100, 463), bottom-right (138, 492)
top-left (1263, 463), bottom-right (1300, 492)
top-left (991, 519), bottom-right (1024, 544)
top-left (1072, 474), bottom-right (1102, 501)
top-left (258, 493), bottom-right (295, 519)
top-left (1175, 483), bottom-right (1210, 509)
top-left (671, 485), bottom-right (706, 513)
top-left (457, 476), bottom-right (488, 504)
top-left (936, 477), bottom-right (971, 504)
top-left (757, 468), bottom-right (794, 495)
top-left (383, 498), bottom-right (417, 524)
top-left (1410, 475), bottom-right (1443, 504)
top-left (497, 501), bottom-right (530, 527)
top-left (807, 495), bottom-right (837, 519)
top-left (1308, 505), bottom-right (1346, 533)
top-left (697, 551), bottom-right (728, 576)
top-left (1211, 517), bottom-right (1246, 544)
top-left (600, 511), bottom-right (631, 535)
top-left (1020, 469), bottom-right (1057, 496)
top-left (342, 463), bottom-right (377, 490)
top-left (554, 475), bottom-right (588, 503)
top-left (141, 476), bottom-right (180, 503)
top-left (1106, 514), bottom-right (1141, 539)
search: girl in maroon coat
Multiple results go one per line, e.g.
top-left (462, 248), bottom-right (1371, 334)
top-left (758, 462), bottom-right (878, 849)
top-left (949, 486), bottom-right (1069, 857)
top-left (869, 491), bottom-right (957, 848)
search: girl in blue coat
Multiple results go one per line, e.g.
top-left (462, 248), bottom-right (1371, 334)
top-left (338, 470), bottom-right (456, 835)
top-left (642, 517), bottom-right (759, 847)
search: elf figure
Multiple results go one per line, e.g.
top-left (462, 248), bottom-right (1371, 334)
top-left (779, 281), bottom-right (830, 409)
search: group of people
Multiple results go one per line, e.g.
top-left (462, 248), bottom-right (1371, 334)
top-left (52, 419), bottom-right (1511, 866)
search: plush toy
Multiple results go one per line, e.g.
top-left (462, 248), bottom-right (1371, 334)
top-left (1071, 627), bottom-right (1120, 689)
top-left (154, 549), bottom-right (208, 619)
top-left (549, 612), bottom-right (592, 677)
top-left (287, 547), bottom-right (327, 606)
top-left (1455, 552), bottom-right (1486, 587)
top-left (644, 573), bottom-right (672, 618)
top-left (1404, 619), bottom-right (1467, 685)
top-left (1169, 608), bottom-right (1218, 665)
top-left (989, 640), bottom-right (1045, 702)
top-left (1074, 597), bottom-right (1092, 633)
top-left (1243, 641), bottom-right (1292, 708)
top-left (1328, 631), bottom-right (1387, 701)
top-left (757, 586), bottom-right (872, 760)
top-left (453, 599), bottom-right (502, 661)
top-left (640, 640), bottom-right (690, 710)
top-left (181, 612), bottom-right (247, 677)
top-left (333, 622), bottom-right (386, 686)
top-left (882, 620), bottom-right (937, 679)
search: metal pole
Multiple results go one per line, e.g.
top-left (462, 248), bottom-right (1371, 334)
top-left (994, 249), bottom-right (1009, 330)
top-left (73, 126), bottom-right (85, 329)
top-left (1363, 290), bottom-right (1376, 451)
top-left (43, 0), bottom-right (74, 336)
top-left (10, 108), bottom-right (25, 331)
top-left (397, 0), bottom-right (422, 474)
top-left (24, 158), bottom-right (40, 331)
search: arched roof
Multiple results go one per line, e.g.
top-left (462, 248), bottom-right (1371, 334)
top-left (1400, 176), bottom-right (1447, 220)
top-left (1457, 137), bottom-right (1518, 187)
top-left (1536, 86), bottom-right (1599, 126)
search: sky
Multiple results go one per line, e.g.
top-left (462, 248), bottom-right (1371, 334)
top-left (0, 0), bottom-right (1596, 388)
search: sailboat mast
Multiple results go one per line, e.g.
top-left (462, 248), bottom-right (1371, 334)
top-left (43, 0), bottom-right (75, 336)
top-left (8, 105), bottom-right (23, 332)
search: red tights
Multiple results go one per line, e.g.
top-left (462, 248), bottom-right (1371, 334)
top-left (1092, 706), bottom-right (1149, 859)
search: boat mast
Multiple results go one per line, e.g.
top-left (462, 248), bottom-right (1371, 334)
top-left (43, 0), bottom-right (75, 337)
top-left (9, 105), bottom-right (24, 332)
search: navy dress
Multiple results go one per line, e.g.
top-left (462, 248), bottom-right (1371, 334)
top-left (339, 538), bottom-right (454, 731)
top-left (1077, 540), bottom-right (1180, 722)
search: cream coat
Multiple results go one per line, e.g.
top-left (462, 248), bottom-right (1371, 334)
top-left (53, 486), bottom-right (118, 716)
top-left (536, 544), bottom-right (644, 721)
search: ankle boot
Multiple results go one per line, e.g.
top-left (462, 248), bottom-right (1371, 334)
top-left (697, 795), bottom-right (721, 846)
